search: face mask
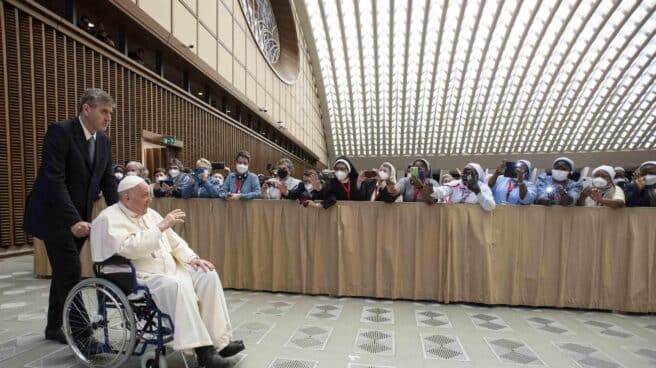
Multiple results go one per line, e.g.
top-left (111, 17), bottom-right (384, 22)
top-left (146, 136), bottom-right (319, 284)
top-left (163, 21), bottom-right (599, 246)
top-left (114, 172), bottom-right (124, 180)
top-left (169, 169), bottom-right (180, 178)
top-left (236, 163), bottom-right (248, 174)
top-left (277, 168), bottom-right (289, 179)
top-left (335, 170), bottom-right (348, 181)
top-left (614, 178), bottom-right (627, 183)
top-left (592, 177), bottom-right (608, 188)
top-left (551, 169), bottom-right (569, 182)
top-left (378, 171), bottom-right (389, 181)
top-left (126, 171), bottom-right (137, 176)
top-left (304, 183), bottom-right (313, 192)
top-left (156, 175), bottom-right (167, 182)
top-left (644, 174), bottom-right (656, 186)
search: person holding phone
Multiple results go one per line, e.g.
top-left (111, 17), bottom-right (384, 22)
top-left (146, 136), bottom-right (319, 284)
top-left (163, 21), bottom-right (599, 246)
top-left (359, 162), bottom-right (402, 202)
top-left (219, 150), bottom-right (261, 201)
top-left (181, 158), bottom-right (223, 198)
top-left (311, 156), bottom-right (365, 201)
top-left (577, 165), bottom-right (625, 208)
top-left (387, 158), bottom-right (438, 203)
top-left (261, 158), bottom-right (301, 200)
top-left (535, 157), bottom-right (581, 206)
top-left (155, 158), bottom-right (190, 198)
top-left (625, 161), bottom-right (656, 207)
top-left (489, 159), bottom-right (537, 205)
top-left (427, 163), bottom-right (495, 211)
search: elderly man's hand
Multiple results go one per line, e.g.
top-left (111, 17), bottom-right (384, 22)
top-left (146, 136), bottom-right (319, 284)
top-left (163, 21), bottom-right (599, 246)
top-left (158, 209), bottom-right (185, 231)
top-left (190, 258), bottom-right (215, 272)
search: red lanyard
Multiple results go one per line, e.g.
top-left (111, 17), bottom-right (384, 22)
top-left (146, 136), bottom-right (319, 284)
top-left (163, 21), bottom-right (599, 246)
top-left (505, 180), bottom-right (516, 202)
top-left (413, 187), bottom-right (421, 202)
top-left (459, 186), bottom-right (472, 203)
top-left (339, 179), bottom-right (351, 200)
top-left (235, 177), bottom-right (242, 193)
top-left (373, 187), bottom-right (380, 201)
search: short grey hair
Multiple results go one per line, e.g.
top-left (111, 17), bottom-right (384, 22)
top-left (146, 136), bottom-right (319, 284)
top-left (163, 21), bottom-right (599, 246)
top-left (277, 158), bottom-right (295, 172)
top-left (79, 88), bottom-right (115, 111)
top-left (126, 161), bottom-right (145, 176)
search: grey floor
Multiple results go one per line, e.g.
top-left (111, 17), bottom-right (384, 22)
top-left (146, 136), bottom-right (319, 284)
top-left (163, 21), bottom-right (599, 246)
top-left (0, 255), bottom-right (654, 368)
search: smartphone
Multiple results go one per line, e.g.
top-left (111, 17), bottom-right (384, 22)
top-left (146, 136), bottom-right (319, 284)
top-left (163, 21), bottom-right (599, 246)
top-left (211, 162), bottom-right (225, 170)
top-left (503, 161), bottom-right (518, 178)
top-left (409, 166), bottom-right (419, 178)
top-left (363, 170), bottom-right (377, 178)
top-left (160, 179), bottom-right (175, 187)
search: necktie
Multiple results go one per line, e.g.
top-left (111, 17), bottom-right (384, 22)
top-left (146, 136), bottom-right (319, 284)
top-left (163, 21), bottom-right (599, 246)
top-left (88, 136), bottom-right (95, 165)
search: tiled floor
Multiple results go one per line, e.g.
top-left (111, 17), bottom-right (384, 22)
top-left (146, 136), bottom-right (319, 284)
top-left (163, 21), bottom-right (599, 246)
top-left (0, 255), bottom-right (655, 368)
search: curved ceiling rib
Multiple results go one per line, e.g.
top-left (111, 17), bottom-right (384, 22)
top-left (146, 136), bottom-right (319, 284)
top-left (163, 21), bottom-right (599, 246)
top-left (304, 0), bottom-right (656, 157)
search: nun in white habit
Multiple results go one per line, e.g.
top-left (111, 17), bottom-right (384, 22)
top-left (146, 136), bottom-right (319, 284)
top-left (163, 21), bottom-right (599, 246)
top-left (90, 176), bottom-right (244, 368)
top-left (429, 163), bottom-right (496, 211)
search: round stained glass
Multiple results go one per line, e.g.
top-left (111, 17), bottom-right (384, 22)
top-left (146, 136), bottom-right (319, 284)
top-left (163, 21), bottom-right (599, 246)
top-left (239, 0), bottom-right (281, 64)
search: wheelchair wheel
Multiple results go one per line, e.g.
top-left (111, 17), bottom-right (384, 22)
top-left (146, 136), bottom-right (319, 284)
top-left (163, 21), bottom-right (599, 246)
top-left (140, 350), bottom-right (168, 368)
top-left (63, 278), bottom-right (137, 368)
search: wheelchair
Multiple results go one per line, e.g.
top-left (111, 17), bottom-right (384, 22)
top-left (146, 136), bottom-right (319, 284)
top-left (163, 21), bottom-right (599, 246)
top-left (62, 256), bottom-right (175, 368)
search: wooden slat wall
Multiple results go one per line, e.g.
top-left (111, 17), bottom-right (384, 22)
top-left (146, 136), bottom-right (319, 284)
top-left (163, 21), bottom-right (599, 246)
top-left (0, 1), bottom-right (317, 252)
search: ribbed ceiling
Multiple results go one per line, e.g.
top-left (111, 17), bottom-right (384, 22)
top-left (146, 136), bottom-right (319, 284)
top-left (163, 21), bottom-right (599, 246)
top-left (304, 0), bottom-right (656, 157)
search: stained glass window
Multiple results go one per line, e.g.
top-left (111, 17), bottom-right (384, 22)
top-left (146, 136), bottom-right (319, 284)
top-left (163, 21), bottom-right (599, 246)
top-left (240, 0), bottom-right (281, 64)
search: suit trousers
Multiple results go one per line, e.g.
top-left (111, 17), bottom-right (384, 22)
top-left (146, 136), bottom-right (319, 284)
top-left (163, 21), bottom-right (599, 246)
top-left (43, 231), bottom-right (86, 335)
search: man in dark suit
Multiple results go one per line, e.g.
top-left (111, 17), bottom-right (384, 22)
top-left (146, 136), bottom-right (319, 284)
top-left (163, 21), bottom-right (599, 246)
top-left (23, 88), bottom-right (118, 344)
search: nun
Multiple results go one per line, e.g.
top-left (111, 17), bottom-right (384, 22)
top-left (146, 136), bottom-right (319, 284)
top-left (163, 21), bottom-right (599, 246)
top-left (624, 161), bottom-right (656, 207)
top-left (535, 157), bottom-right (581, 206)
top-left (359, 162), bottom-right (402, 202)
top-left (577, 165), bottom-right (625, 208)
top-left (488, 159), bottom-right (537, 205)
top-left (428, 163), bottom-right (496, 211)
top-left (312, 156), bottom-right (365, 201)
top-left (388, 158), bottom-right (439, 202)
top-left (90, 176), bottom-right (244, 368)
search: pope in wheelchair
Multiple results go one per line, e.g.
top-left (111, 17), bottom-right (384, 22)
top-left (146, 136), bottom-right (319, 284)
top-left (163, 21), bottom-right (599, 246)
top-left (64, 175), bottom-right (244, 368)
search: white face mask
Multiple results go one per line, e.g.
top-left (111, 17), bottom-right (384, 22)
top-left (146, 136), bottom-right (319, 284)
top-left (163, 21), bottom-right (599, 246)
top-left (236, 163), bottom-right (248, 174)
top-left (114, 172), bottom-right (124, 180)
top-left (551, 169), bottom-right (569, 182)
top-left (378, 171), bottom-right (390, 181)
top-left (304, 183), bottom-right (313, 192)
top-left (335, 170), bottom-right (348, 181)
top-left (156, 175), bottom-right (167, 182)
top-left (126, 171), bottom-right (137, 176)
top-left (169, 169), bottom-right (180, 178)
top-left (644, 174), bottom-right (656, 186)
top-left (592, 177), bottom-right (608, 188)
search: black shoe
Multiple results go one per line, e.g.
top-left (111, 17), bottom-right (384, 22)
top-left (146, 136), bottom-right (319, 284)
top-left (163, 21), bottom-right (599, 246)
top-left (45, 329), bottom-right (67, 344)
top-left (218, 340), bottom-right (245, 358)
top-left (195, 346), bottom-right (230, 368)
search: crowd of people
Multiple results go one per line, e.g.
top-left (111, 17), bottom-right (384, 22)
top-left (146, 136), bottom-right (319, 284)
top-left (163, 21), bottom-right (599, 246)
top-left (112, 152), bottom-right (656, 210)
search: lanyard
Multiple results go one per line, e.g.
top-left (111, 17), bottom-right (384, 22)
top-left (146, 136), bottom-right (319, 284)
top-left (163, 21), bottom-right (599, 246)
top-left (339, 179), bottom-right (351, 200)
top-left (459, 186), bottom-right (472, 203)
top-left (505, 179), bottom-right (516, 202)
top-left (235, 177), bottom-right (242, 193)
top-left (413, 186), bottom-right (421, 202)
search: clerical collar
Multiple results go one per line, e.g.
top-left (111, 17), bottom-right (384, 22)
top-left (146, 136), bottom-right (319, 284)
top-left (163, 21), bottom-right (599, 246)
top-left (118, 201), bottom-right (143, 219)
top-left (78, 116), bottom-right (97, 140)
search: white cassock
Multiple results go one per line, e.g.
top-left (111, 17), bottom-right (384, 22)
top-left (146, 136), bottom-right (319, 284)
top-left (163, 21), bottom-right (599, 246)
top-left (90, 202), bottom-right (233, 351)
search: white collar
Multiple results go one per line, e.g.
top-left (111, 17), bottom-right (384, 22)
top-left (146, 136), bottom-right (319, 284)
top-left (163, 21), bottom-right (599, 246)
top-left (78, 116), bottom-right (97, 141)
top-left (118, 201), bottom-right (143, 219)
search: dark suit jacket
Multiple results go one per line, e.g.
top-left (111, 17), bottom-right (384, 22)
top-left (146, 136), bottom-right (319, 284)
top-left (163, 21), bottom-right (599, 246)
top-left (23, 117), bottom-right (118, 240)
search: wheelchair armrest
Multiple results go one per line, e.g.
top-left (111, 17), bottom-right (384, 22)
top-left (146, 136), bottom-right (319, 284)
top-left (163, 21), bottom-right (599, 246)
top-left (93, 255), bottom-right (138, 295)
